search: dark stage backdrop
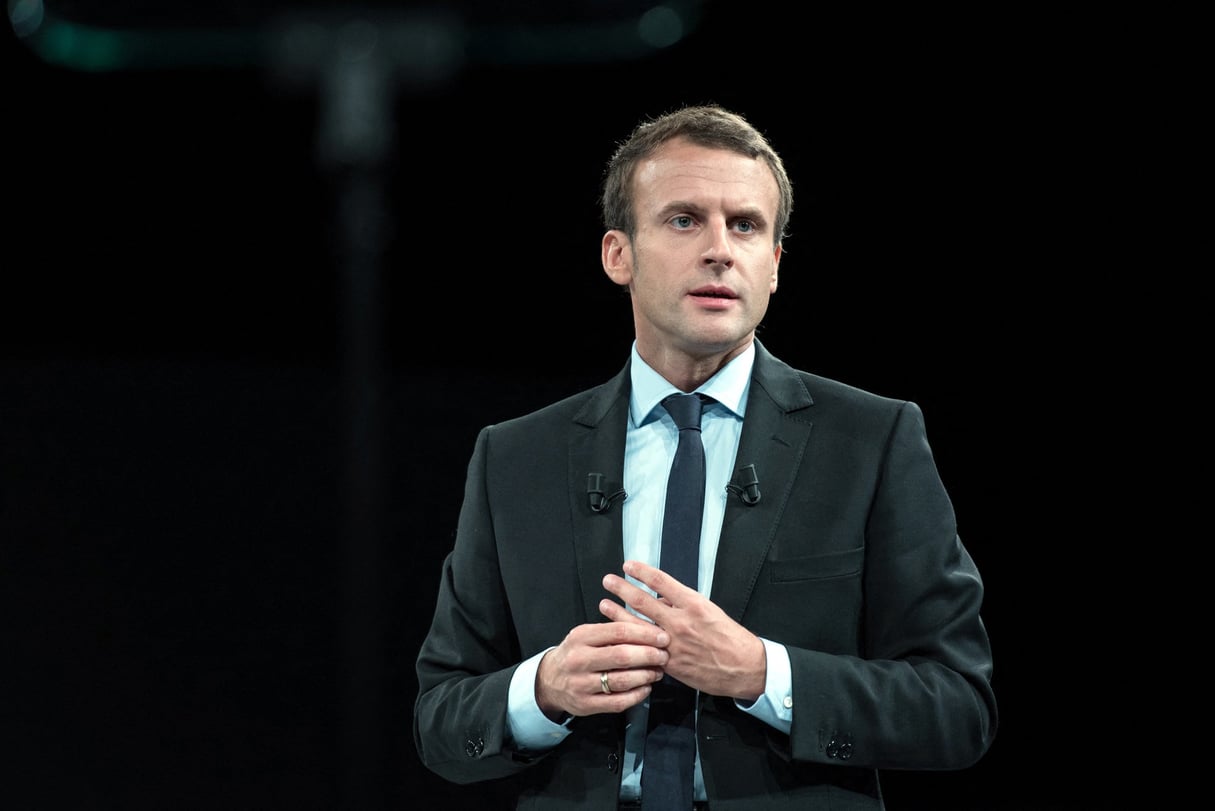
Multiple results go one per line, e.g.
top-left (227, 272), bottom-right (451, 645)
top-left (3, 3), bottom-right (1104, 809)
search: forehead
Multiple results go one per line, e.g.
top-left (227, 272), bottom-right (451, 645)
top-left (633, 138), bottom-right (779, 214)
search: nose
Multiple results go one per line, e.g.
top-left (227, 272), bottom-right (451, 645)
top-left (701, 220), bottom-right (733, 268)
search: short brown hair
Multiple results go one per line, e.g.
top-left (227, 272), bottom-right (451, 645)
top-left (600, 104), bottom-right (793, 245)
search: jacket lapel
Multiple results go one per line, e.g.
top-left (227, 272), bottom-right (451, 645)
top-left (710, 341), bottom-right (815, 621)
top-left (568, 361), bottom-right (632, 624)
top-left (565, 344), bottom-right (815, 625)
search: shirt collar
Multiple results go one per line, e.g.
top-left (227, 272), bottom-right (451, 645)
top-left (629, 341), bottom-right (754, 427)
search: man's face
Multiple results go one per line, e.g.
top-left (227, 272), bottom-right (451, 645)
top-left (604, 137), bottom-right (782, 366)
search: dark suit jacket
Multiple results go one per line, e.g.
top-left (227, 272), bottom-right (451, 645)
top-left (414, 341), bottom-right (997, 810)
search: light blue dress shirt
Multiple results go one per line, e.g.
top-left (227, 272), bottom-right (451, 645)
top-left (507, 341), bottom-right (793, 801)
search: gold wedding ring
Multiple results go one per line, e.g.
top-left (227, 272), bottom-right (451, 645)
top-left (600, 671), bottom-right (612, 695)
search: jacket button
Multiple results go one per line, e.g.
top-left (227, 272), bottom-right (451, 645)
top-left (826, 733), bottom-right (853, 760)
top-left (606, 752), bottom-right (620, 773)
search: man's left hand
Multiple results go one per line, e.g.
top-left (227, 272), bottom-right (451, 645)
top-left (600, 560), bottom-right (767, 702)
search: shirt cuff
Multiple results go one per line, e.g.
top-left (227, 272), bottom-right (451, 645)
top-left (507, 647), bottom-right (573, 751)
top-left (735, 638), bottom-right (793, 735)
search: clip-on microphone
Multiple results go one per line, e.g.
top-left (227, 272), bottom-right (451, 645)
top-left (725, 463), bottom-right (761, 506)
top-left (586, 472), bottom-right (627, 513)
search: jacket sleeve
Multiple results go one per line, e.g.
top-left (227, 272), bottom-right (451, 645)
top-left (413, 426), bottom-right (547, 784)
top-left (782, 400), bottom-right (998, 770)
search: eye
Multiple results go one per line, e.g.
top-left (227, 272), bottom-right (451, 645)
top-left (671, 215), bottom-right (695, 229)
top-left (734, 220), bottom-right (756, 234)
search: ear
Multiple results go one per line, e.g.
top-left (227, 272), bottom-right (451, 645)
top-left (770, 243), bottom-right (782, 293)
top-left (602, 230), bottom-right (633, 287)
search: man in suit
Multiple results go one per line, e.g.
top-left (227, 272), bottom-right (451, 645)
top-left (414, 104), bottom-right (997, 810)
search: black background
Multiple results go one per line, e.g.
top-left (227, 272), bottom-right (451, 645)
top-left (3, 2), bottom-right (1119, 809)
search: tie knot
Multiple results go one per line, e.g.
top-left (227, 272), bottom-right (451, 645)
top-left (662, 392), bottom-right (704, 432)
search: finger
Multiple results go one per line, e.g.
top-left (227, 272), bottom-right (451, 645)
top-left (576, 616), bottom-right (670, 651)
top-left (595, 604), bottom-right (672, 666)
top-left (581, 679), bottom-right (655, 716)
top-left (598, 598), bottom-right (652, 625)
top-left (597, 666), bottom-right (664, 697)
top-left (623, 559), bottom-right (694, 604)
top-left (602, 573), bottom-right (666, 621)
top-left (604, 569), bottom-right (690, 621)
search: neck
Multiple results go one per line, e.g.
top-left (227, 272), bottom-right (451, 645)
top-left (636, 337), bottom-right (753, 392)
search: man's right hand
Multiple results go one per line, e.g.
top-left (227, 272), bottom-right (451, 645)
top-left (535, 619), bottom-right (670, 721)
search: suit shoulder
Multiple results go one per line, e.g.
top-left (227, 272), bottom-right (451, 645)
top-left (755, 343), bottom-right (911, 419)
top-left (782, 370), bottom-right (934, 460)
top-left (783, 366), bottom-right (927, 435)
top-left (800, 370), bottom-right (909, 412)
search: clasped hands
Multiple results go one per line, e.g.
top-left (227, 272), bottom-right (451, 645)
top-left (535, 559), bottom-right (766, 721)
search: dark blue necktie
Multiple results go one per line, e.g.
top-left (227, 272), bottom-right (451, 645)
top-left (642, 392), bottom-right (705, 811)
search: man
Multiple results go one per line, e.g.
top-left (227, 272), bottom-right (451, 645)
top-left (414, 104), bottom-right (997, 809)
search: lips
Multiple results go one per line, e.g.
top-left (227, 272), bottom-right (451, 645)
top-left (688, 285), bottom-right (737, 299)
